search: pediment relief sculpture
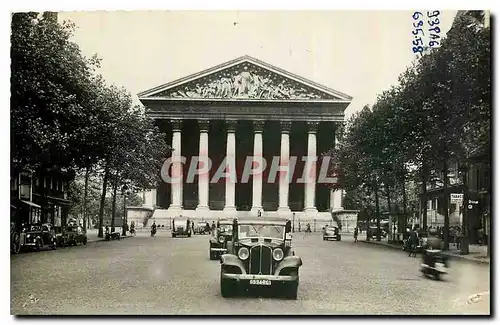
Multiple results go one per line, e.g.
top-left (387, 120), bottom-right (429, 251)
top-left (156, 63), bottom-right (336, 100)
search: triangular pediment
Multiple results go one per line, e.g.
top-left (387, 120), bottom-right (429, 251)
top-left (138, 56), bottom-right (352, 101)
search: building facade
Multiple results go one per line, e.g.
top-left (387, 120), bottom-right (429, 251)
top-left (10, 168), bottom-right (72, 228)
top-left (138, 56), bottom-right (352, 224)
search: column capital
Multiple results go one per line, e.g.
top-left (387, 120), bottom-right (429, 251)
top-left (307, 121), bottom-right (320, 134)
top-left (225, 119), bottom-right (237, 133)
top-left (198, 119), bottom-right (210, 132)
top-left (280, 121), bottom-right (292, 134)
top-left (171, 119), bottom-right (182, 132)
top-left (253, 120), bottom-right (266, 133)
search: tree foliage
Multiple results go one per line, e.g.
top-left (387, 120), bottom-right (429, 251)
top-left (327, 11), bottom-right (490, 247)
top-left (11, 12), bottom-right (172, 234)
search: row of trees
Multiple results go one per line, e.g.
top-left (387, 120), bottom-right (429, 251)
top-left (11, 12), bottom-right (171, 237)
top-left (327, 11), bottom-right (490, 251)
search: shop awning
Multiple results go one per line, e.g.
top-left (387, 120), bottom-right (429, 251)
top-left (20, 200), bottom-right (42, 209)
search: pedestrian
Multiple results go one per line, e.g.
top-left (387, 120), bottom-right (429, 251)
top-left (191, 221), bottom-right (195, 235)
top-left (409, 227), bottom-right (419, 257)
top-left (456, 226), bottom-right (461, 250)
top-left (354, 227), bottom-right (358, 243)
top-left (211, 221), bottom-right (216, 234)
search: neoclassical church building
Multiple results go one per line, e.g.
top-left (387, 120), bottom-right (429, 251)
top-left (137, 55), bottom-right (355, 226)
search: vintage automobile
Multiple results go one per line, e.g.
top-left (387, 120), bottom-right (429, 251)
top-left (367, 226), bottom-right (387, 239)
top-left (195, 222), bottom-right (210, 235)
top-left (219, 216), bottom-right (302, 299)
top-left (209, 218), bottom-right (233, 260)
top-left (21, 223), bottom-right (57, 251)
top-left (66, 225), bottom-right (88, 246)
top-left (171, 216), bottom-right (192, 238)
top-left (323, 226), bottom-right (341, 241)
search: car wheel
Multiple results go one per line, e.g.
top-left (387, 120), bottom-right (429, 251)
top-left (83, 238), bottom-right (87, 245)
top-left (35, 239), bottom-right (41, 251)
top-left (220, 277), bottom-right (234, 298)
top-left (209, 245), bottom-right (216, 260)
top-left (188, 233), bottom-right (192, 238)
top-left (323, 236), bottom-right (326, 241)
top-left (51, 240), bottom-right (57, 250)
top-left (172, 233), bottom-right (176, 238)
top-left (434, 273), bottom-right (441, 281)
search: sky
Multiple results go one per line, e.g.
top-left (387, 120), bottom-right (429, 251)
top-left (58, 10), bottom-right (458, 118)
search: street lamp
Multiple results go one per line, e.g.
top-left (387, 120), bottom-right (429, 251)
top-left (121, 185), bottom-right (130, 236)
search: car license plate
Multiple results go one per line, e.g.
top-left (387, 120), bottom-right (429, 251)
top-left (249, 279), bottom-right (271, 286)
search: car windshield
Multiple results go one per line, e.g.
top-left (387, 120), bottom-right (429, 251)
top-left (219, 225), bottom-right (232, 233)
top-left (238, 224), bottom-right (284, 239)
top-left (174, 220), bottom-right (186, 227)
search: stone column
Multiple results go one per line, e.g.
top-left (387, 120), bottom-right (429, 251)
top-left (196, 120), bottom-right (210, 212)
top-left (251, 120), bottom-right (265, 214)
top-left (304, 121), bottom-right (319, 215)
top-left (168, 119), bottom-right (183, 211)
top-left (223, 120), bottom-right (237, 213)
top-left (278, 121), bottom-right (292, 215)
top-left (330, 121), bottom-right (344, 211)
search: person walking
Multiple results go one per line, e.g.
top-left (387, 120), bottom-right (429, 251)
top-left (354, 227), bottom-right (358, 243)
top-left (409, 227), bottom-right (419, 257)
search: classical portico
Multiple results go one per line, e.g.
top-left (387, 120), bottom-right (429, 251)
top-left (138, 55), bottom-right (352, 223)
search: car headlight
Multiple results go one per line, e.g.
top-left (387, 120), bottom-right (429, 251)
top-left (26, 234), bottom-right (31, 239)
top-left (273, 248), bottom-right (284, 261)
top-left (238, 247), bottom-right (249, 260)
top-left (218, 235), bottom-right (225, 243)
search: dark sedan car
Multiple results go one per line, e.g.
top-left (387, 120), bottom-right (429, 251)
top-left (323, 226), bottom-right (341, 241)
top-left (220, 217), bottom-right (302, 299)
top-left (209, 218), bottom-right (233, 260)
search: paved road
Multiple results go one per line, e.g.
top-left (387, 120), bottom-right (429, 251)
top-left (11, 230), bottom-right (490, 315)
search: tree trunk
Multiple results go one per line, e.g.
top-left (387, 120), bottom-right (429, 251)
top-left (386, 184), bottom-right (392, 214)
top-left (375, 187), bottom-right (381, 242)
top-left (421, 174), bottom-right (428, 231)
top-left (97, 164), bottom-right (110, 238)
top-left (442, 161), bottom-right (450, 251)
top-left (83, 166), bottom-right (90, 231)
top-left (110, 174), bottom-right (118, 233)
top-left (460, 164), bottom-right (470, 254)
top-left (401, 178), bottom-right (408, 235)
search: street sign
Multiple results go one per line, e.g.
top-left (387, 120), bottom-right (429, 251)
top-left (450, 193), bottom-right (463, 204)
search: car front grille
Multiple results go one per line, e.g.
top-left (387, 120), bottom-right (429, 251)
top-left (249, 245), bottom-right (272, 275)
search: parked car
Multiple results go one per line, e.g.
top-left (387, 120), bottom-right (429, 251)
top-left (171, 217), bottom-right (192, 238)
top-left (195, 222), bottom-right (209, 235)
top-left (323, 226), bottom-right (341, 241)
top-left (21, 223), bottom-right (57, 251)
top-left (209, 218), bottom-right (233, 260)
top-left (367, 226), bottom-right (387, 239)
top-left (220, 216), bottom-right (302, 299)
top-left (66, 225), bottom-right (88, 246)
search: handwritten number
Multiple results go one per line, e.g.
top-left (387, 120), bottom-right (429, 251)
top-left (412, 12), bottom-right (423, 20)
top-left (413, 20), bottom-right (424, 28)
top-left (429, 26), bottom-right (441, 33)
top-left (428, 18), bottom-right (440, 26)
top-left (429, 40), bottom-right (440, 47)
top-left (430, 33), bottom-right (440, 39)
top-left (413, 46), bottom-right (424, 54)
top-left (427, 10), bottom-right (440, 18)
top-left (413, 38), bottom-right (423, 46)
top-left (412, 28), bottom-right (424, 36)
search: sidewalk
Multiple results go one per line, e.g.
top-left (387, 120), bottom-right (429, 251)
top-left (360, 236), bottom-right (490, 265)
top-left (85, 228), bottom-right (133, 243)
